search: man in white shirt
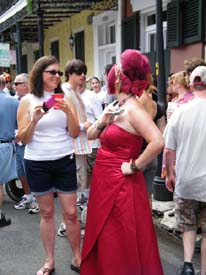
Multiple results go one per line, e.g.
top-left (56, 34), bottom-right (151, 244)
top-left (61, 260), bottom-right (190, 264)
top-left (78, 82), bottom-right (103, 202)
top-left (165, 66), bottom-right (206, 275)
top-left (13, 73), bottom-right (39, 214)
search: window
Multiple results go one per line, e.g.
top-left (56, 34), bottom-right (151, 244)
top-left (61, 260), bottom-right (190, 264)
top-left (93, 11), bottom-right (118, 80)
top-left (98, 21), bottom-right (116, 46)
top-left (22, 54), bottom-right (28, 73)
top-left (51, 40), bottom-right (59, 61)
top-left (33, 50), bottom-right (39, 61)
top-left (75, 31), bottom-right (85, 62)
top-left (147, 14), bottom-right (156, 26)
top-left (142, 12), bottom-right (167, 53)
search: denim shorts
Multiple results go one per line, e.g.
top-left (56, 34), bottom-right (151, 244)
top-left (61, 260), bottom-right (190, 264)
top-left (174, 197), bottom-right (206, 234)
top-left (16, 144), bottom-right (26, 178)
top-left (0, 143), bottom-right (17, 184)
top-left (24, 154), bottom-right (77, 195)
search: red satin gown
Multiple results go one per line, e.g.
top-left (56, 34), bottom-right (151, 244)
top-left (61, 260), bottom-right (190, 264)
top-left (81, 123), bottom-right (163, 275)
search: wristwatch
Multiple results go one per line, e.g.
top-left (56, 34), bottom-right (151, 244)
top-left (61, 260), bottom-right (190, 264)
top-left (130, 160), bottom-right (139, 173)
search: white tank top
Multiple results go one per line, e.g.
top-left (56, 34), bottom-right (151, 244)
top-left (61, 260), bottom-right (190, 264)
top-left (24, 92), bottom-right (74, 161)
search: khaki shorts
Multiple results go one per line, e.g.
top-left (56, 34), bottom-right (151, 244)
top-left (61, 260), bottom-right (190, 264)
top-left (75, 154), bottom-right (87, 192)
top-left (174, 197), bottom-right (206, 235)
top-left (86, 148), bottom-right (98, 175)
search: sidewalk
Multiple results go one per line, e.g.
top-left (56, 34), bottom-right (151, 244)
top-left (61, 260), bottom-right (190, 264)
top-left (152, 197), bottom-right (202, 253)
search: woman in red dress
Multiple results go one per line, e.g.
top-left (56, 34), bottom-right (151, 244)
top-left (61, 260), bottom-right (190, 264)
top-left (81, 49), bottom-right (164, 275)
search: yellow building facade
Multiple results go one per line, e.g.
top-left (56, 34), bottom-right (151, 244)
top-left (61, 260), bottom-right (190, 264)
top-left (44, 10), bottom-right (100, 78)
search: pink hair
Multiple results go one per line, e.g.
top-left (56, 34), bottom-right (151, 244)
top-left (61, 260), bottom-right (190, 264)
top-left (108, 49), bottom-right (151, 96)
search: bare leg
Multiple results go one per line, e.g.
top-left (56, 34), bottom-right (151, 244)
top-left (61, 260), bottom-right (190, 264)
top-left (19, 175), bottom-right (30, 195)
top-left (87, 174), bottom-right (92, 189)
top-left (36, 192), bottom-right (55, 272)
top-left (58, 192), bottom-right (81, 267)
top-left (182, 230), bottom-right (196, 262)
top-left (201, 236), bottom-right (206, 275)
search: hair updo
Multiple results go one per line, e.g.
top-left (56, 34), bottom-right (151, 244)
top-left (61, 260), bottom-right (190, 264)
top-left (108, 49), bottom-right (151, 96)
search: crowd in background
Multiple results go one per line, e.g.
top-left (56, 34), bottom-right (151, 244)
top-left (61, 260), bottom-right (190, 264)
top-left (0, 52), bottom-right (206, 275)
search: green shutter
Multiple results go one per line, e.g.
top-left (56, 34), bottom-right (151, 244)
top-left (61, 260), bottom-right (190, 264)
top-left (75, 31), bottom-right (85, 62)
top-left (122, 13), bottom-right (139, 51)
top-left (167, 0), bottom-right (181, 48)
top-left (182, 0), bottom-right (202, 44)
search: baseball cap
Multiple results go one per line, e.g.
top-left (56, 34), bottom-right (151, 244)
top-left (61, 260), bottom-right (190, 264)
top-left (190, 66), bottom-right (206, 87)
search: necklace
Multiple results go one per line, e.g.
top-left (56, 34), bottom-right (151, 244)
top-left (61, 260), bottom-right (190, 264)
top-left (118, 94), bottom-right (133, 107)
top-left (111, 94), bottom-right (133, 116)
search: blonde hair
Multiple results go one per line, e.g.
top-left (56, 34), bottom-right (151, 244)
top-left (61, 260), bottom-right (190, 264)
top-left (146, 74), bottom-right (157, 94)
top-left (170, 71), bottom-right (189, 89)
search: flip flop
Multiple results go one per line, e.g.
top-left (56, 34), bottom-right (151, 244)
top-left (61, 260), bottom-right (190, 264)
top-left (36, 267), bottom-right (55, 275)
top-left (70, 264), bottom-right (80, 273)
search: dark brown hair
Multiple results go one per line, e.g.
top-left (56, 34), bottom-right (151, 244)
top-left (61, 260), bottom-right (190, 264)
top-left (64, 59), bottom-right (87, 82)
top-left (29, 55), bottom-right (62, 97)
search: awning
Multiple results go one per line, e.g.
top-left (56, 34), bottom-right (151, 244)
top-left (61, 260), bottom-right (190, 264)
top-left (0, 0), bottom-right (118, 42)
top-left (0, 0), bottom-right (27, 24)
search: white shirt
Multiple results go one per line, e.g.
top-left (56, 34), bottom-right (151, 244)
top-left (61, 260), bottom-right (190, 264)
top-left (165, 98), bottom-right (206, 201)
top-left (24, 92), bottom-right (74, 160)
top-left (80, 89), bottom-right (103, 148)
top-left (94, 89), bottom-right (107, 105)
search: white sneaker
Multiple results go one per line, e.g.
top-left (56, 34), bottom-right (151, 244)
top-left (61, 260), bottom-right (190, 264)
top-left (14, 196), bottom-right (32, 210)
top-left (28, 199), bottom-right (39, 214)
top-left (57, 222), bottom-right (67, 237)
top-left (76, 194), bottom-right (88, 206)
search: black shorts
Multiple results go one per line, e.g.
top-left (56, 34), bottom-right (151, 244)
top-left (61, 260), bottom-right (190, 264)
top-left (24, 155), bottom-right (77, 195)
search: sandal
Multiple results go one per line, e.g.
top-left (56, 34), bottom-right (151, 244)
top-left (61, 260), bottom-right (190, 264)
top-left (70, 264), bottom-right (80, 273)
top-left (36, 267), bottom-right (55, 275)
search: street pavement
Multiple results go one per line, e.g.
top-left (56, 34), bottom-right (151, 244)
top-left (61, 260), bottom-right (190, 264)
top-left (0, 192), bottom-right (201, 275)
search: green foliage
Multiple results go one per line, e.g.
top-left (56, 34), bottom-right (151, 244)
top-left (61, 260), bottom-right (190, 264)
top-left (26, 0), bottom-right (32, 14)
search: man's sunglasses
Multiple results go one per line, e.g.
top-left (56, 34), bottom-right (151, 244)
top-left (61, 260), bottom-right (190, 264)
top-left (14, 82), bottom-right (24, 86)
top-left (44, 70), bottom-right (63, 76)
top-left (72, 69), bottom-right (87, 75)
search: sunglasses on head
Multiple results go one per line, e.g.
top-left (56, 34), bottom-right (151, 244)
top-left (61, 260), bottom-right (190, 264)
top-left (14, 82), bottom-right (24, 86)
top-left (71, 69), bottom-right (87, 76)
top-left (44, 70), bottom-right (63, 76)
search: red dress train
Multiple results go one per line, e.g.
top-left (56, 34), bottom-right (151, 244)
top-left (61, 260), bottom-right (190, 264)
top-left (81, 124), bottom-right (163, 275)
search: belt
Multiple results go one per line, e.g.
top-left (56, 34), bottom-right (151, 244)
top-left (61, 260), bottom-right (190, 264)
top-left (0, 140), bottom-right (14, 144)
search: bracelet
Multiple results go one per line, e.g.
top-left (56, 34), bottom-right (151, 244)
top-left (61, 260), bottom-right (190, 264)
top-left (79, 123), bottom-right (84, 131)
top-left (95, 120), bottom-right (106, 132)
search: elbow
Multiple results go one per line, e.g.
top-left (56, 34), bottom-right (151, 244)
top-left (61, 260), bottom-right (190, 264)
top-left (156, 137), bottom-right (165, 154)
top-left (17, 133), bottom-right (30, 145)
top-left (19, 137), bottom-right (31, 145)
top-left (70, 126), bottom-right (80, 138)
top-left (87, 131), bottom-right (93, 140)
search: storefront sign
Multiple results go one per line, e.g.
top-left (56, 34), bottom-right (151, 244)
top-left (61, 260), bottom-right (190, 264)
top-left (0, 43), bottom-right (10, 67)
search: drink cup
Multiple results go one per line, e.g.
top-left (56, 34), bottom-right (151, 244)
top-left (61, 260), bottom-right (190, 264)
top-left (52, 93), bottom-right (64, 99)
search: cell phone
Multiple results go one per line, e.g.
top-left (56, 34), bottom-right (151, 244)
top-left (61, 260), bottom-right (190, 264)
top-left (112, 100), bottom-right (119, 106)
top-left (111, 100), bottom-right (123, 115)
top-left (111, 109), bottom-right (124, 115)
top-left (42, 96), bottom-right (56, 112)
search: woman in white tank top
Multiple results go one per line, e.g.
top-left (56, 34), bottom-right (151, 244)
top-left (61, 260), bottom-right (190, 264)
top-left (17, 56), bottom-right (81, 275)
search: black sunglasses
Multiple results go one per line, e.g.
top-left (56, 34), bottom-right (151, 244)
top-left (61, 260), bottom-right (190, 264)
top-left (72, 69), bottom-right (87, 76)
top-left (44, 70), bottom-right (63, 76)
top-left (14, 82), bottom-right (24, 86)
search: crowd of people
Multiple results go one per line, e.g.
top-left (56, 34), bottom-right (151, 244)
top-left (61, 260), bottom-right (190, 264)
top-left (0, 51), bottom-right (206, 275)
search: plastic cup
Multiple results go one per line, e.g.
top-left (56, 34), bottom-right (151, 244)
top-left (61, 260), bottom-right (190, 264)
top-left (52, 93), bottom-right (64, 110)
top-left (52, 93), bottom-right (64, 99)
